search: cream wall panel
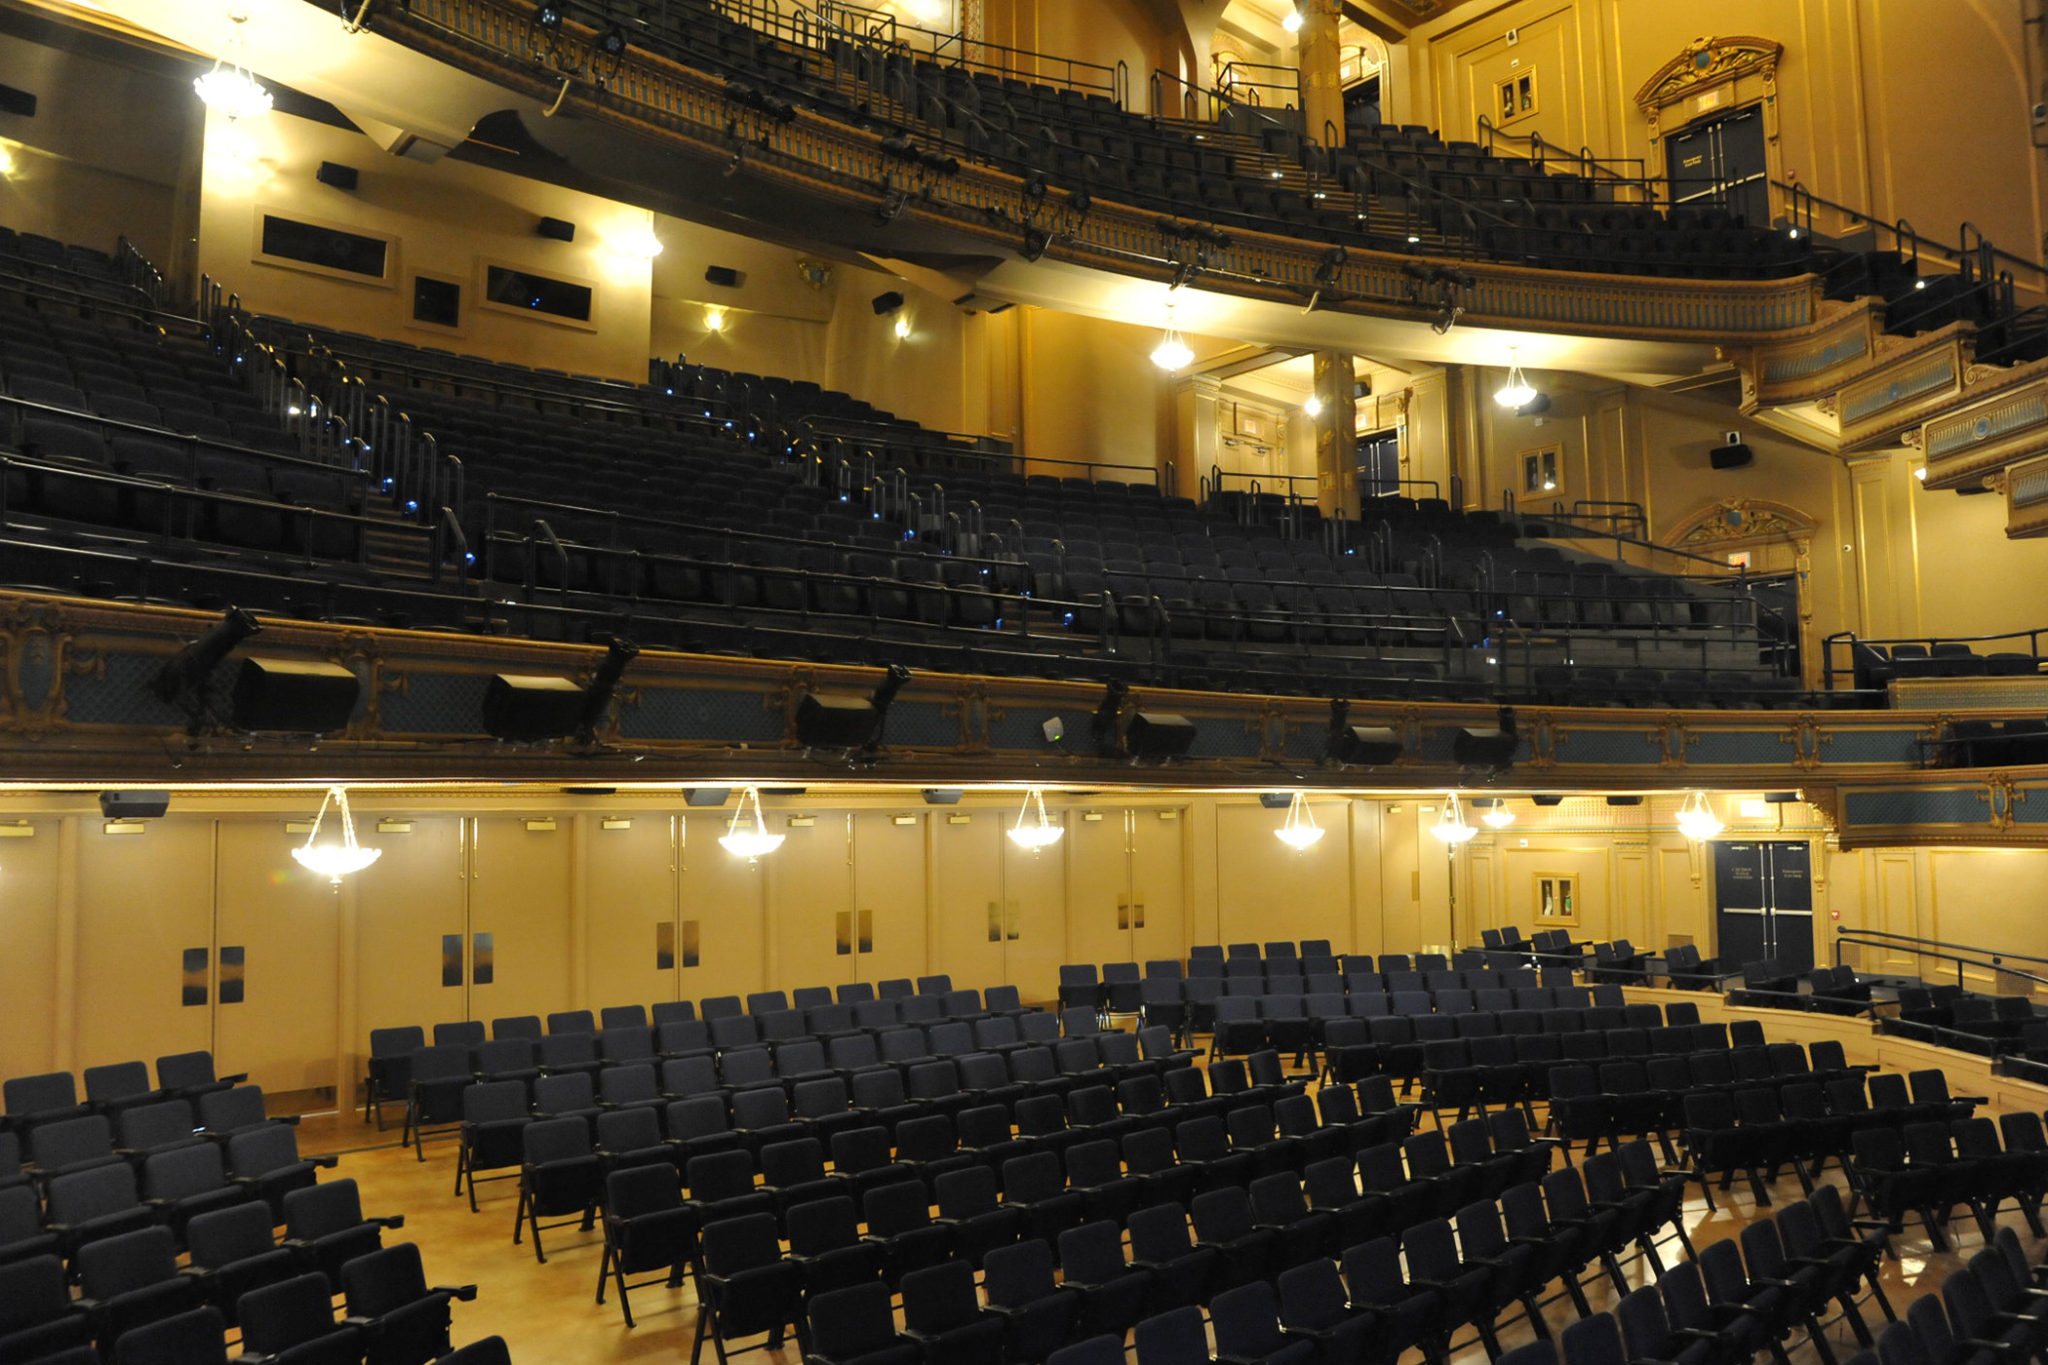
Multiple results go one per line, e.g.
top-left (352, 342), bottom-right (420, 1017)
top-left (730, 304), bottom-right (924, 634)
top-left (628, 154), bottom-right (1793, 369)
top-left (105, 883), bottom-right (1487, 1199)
top-left (584, 816), bottom-right (681, 1010)
top-left (1002, 833), bottom-right (1069, 1003)
top-left (1416, 805), bottom-right (1454, 952)
top-left (75, 820), bottom-right (214, 1071)
top-left (1928, 849), bottom-right (2048, 983)
top-left (1182, 804), bottom-right (1222, 952)
top-left (1348, 802), bottom-right (1382, 959)
top-left (467, 819), bottom-right (575, 1023)
top-left (0, 820), bottom-right (62, 1081)
top-left (770, 816), bottom-right (854, 993)
top-left (350, 819), bottom-right (467, 1042)
top-left (852, 812), bottom-right (929, 984)
top-left (1612, 847), bottom-right (1650, 947)
top-left (1214, 800), bottom-right (1350, 951)
top-left (1875, 853), bottom-right (1921, 977)
top-left (1066, 811), bottom-right (1134, 966)
top-left (1131, 810), bottom-right (1188, 964)
top-left (1377, 802), bottom-right (1422, 954)
top-left (680, 813), bottom-right (769, 1001)
top-left (1657, 845), bottom-right (1705, 949)
top-left (214, 820), bottom-right (341, 1092)
top-left (931, 816), bottom-right (1007, 994)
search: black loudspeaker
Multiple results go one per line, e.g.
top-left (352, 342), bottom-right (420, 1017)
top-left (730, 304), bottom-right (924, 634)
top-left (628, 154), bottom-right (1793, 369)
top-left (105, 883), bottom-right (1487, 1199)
top-left (0, 84), bottom-right (36, 118)
top-left (230, 657), bottom-right (360, 734)
top-left (1125, 712), bottom-right (1198, 759)
top-left (99, 790), bottom-right (168, 820)
top-left (871, 290), bottom-right (905, 315)
top-left (1605, 795), bottom-right (1644, 806)
top-left (482, 673), bottom-right (585, 741)
top-left (704, 265), bottom-right (742, 287)
top-left (1711, 440), bottom-right (1754, 469)
top-left (316, 161), bottom-right (359, 191)
top-left (921, 789), bottom-right (963, 804)
top-left (1453, 727), bottom-right (1519, 768)
top-left (1531, 794), bottom-right (1565, 807)
top-left (1764, 791), bottom-right (1799, 804)
top-left (794, 692), bottom-right (880, 748)
top-left (1331, 725), bottom-right (1403, 766)
top-left (1258, 792), bottom-right (1293, 810)
top-left (536, 216), bottom-right (576, 242)
top-left (685, 788), bottom-right (731, 807)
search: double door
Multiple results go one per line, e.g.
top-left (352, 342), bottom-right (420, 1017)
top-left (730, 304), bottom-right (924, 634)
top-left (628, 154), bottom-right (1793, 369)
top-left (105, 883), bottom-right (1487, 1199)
top-left (1666, 105), bottom-right (1770, 226)
top-left (1713, 840), bottom-right (1814, 972)
top-left (1066, 807), bottom-right (1187, 968)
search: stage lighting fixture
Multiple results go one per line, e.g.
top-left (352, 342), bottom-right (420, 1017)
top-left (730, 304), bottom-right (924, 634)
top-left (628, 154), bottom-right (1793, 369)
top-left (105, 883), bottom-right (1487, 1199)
top-left (1326, 699), bottom-right (1403, 766)
top-left (576, 637), bottom-right (639, 743)
top-left (151, 605), bottom-right (262, 706)
top-left (793, 664), bottom-right (912, 752)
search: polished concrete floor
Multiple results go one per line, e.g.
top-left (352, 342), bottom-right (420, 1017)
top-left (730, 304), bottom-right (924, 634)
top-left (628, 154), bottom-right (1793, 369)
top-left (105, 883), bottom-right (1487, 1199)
top-left (279, 1071), bottom-right (2034, 1365)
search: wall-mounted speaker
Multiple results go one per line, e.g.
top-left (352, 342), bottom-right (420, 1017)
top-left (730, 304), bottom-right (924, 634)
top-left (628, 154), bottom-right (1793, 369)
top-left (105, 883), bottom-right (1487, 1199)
top-left (1605, 795), bottom-right (1644, 806)
top-left (1258, 792), bottom-right (1293, 810)
top-left (1531, 794), bottom-right (1565, 807)
top-left (99, 791), bottom-right (169, 820)
top-left (316, 161), bottom-right (359, 191)
top-left (871, 290), bottom-right (905, 315)
top-left (685, 788), bottom-right (731, 807)
top-left (230, 657), bottom-right (360, 734)
top-left (704, 265), bottom-right (742, 287)
top-left (1712, 433), bottom-right (1754, 469)
top-left (536, 216), bottom-right (576, 242)
top-left (482, 673), bottom-right (585, 741)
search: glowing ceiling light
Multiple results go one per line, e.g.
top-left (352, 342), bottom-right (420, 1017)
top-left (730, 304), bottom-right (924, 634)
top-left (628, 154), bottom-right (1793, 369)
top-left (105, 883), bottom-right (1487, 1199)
top-left (194, 12), bottom-right (273, 121)
top-left (1008, 787), bottom-right (1064, 851)
top-left (615, 228), bottom-right (664, 260)
top-left (1432, 791), bottom-right (1478, 844)
top-left (1303, 394), bottom-right (1323, 417)
top-left (1150, 305), bottom-right (1193, 372)
top-left (1479, 799), bottom-right (1515, 829)
top-left (893, 313), bottom-right (911, 339)
top-left (1493, 345), bottom-right (1537, 408)
top-left (290, 786), bottom-right (380, 886)
top-left (704, 307), bottom-right (726, 333)
top-left (1675, 790), bottom-right (1724, 842)
top-left (718, 785), bottom-right (785, 860)
top-left (1274, 790), bottom-right (1325, 851)
top-left (1281, 6), bottom-right (1304, 32)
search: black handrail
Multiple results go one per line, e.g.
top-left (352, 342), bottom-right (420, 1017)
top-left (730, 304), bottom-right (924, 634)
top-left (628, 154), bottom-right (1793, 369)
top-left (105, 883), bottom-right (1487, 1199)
top-left (1779, 180), bottom-right (2048, 290)
top-left (1835, 926), bottom-right (2048, 991)
top-left (1819, 625), bottom-right (2048, 691)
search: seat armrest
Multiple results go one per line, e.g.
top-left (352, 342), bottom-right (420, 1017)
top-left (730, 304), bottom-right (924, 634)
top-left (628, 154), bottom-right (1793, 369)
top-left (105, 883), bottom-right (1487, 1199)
top-left (435, 1283), bottom-right (481, 1302)
top-left (313, 1152), bottom-right (339, 1168)
top-left (375, 1213), bottom-right (406, 1230)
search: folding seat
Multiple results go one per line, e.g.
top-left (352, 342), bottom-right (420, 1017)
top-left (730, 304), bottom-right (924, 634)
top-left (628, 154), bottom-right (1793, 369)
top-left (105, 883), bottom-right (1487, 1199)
top-left (109, 1303), bottom-right (230, 1365)
top-left (655, 1020), bottom-right (714, 1063)
top-left (153, 1053), bottom-right (243, 1105)
top-left (1277, 1257), bottom-right (1380, 1365)
top-left (1124, 1203), bottom-right (1220, 1314)
top-left (139, 1140), bottom-right (257, 1248)
top-left (73, 1223), bottom-right (208, 1349)
top-left (337, 1242), bottom-right (474, 1365)
top-left (1616, 1285), bottom-right (1716, 1365)
top-left (692, 1213), bottom-right (805, 1363)
top-left (1205, 1280), bottom-right (1317, 1365)
top-left (45, 1159), bottom-right (158, 1259)
top-left (1341, 1235), bottom-right (1451, 1365)
top-left (81, 1062), bottom-right (168, 1122)
top-left (781, 1196), bottom-right (884, 1304)
top-left (1658, 1255), bottom-right (1775, 1365)
top-left (965, 1239), bottom-right (1075, 1362)
top-left (234, 1271), bottom-right (364, 1364)
top-left (804, 1279), bottom-right (918, 1365)
top-left (998, 1149), bottom-right (1086, 1250)
top-left (27, 1113), bottom-right (124, 1184)
top-left (181, 1202), bottom-right (297, 1329)
top-left (1737, 1219), bottom-right (1854, 1358)
top-left (512, 1117), bottom-right (603, 1263)
top-left (1057, 965), bottom-right (1100, 1015)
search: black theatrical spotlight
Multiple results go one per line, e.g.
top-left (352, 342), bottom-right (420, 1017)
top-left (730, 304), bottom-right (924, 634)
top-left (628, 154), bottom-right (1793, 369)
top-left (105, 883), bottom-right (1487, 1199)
top-left (1092, 680), bottom-right (1202, 761)
top-left (576, 636), bottom-right (639, 744)
top-left (598, 22), bottom-right (627, 57)
top-left (1325, 699), bottom-right (1403, 767)
top-left (151, 605), bottom-right (262, 715)
top-left (1093, 679), bottom-right (1130, 760)
top-left (794, 663), bottom-right (912, 754)
top-left (535, 0), bottom-right (567, 28)
top-left (1453, 705), bottom-right (1519, 773)
top-left (230, 658), bottom-right (361, 735)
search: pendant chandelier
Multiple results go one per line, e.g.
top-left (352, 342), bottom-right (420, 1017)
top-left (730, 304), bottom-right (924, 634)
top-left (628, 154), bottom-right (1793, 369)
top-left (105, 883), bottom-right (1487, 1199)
top-left (291, 786), bottom-right (380, 886)
top-left (1274, 790), bottom-right (1325, 851)
top-left (1431, 791), bottom-right (1478, 844)
top-left (719, 785), bottom-right (785, 860)
top-left (194, 12), bottom-right (274, 121)
top-left (1008, 787), bottom-right (1064, 851)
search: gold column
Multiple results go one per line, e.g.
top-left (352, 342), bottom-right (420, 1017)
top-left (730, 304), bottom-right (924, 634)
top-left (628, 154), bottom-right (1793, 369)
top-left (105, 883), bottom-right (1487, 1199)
top-left (1295, 0), bottom-right (1347, 152)
top-left (1313, 351), bottom-right (1360, 519)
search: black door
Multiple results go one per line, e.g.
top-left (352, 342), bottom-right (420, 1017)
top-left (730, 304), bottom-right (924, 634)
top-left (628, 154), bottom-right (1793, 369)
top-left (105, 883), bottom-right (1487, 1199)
top-left (1713, 840), bottom-right (1815, 973)
top-left (1666, 105), bottom-right (1770, 226)
top-left (1356, 429), bottom-right (1400, 501)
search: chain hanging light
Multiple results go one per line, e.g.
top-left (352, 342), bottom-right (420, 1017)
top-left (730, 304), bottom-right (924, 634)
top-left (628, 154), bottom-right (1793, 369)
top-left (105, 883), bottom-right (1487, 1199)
top-left (1479, 798), bottom-right (1516, 829)
top-left (194, 12), bottom-right (274, 121)
top-left (1149, 305), bottom-right (1193, 372)
top-left (719, 785), bottom-right (785, 860)
top-left (291, 786), bottom-right (380, 886)
top-left (1675, 790), bottom-right (1724, 842)
top-left (1493, 345), bottom-right (1537, 408)
top-left (1274, 790), bottom-right (1325, 851)
top-left (1008, 787), bottom-right (1064, 851)
top-left (1432, 791), bottom-right (1478, 844)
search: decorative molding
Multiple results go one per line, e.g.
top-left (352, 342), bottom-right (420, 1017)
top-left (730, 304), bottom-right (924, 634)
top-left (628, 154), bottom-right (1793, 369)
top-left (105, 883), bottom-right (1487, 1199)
top-left (1837, 332), bottom-right (1970, 449)
top-left (1666, 497), bottom-right (1819, 550)
top-left (1633, 36), bottom-right (1783, 139)
top-left (1735, 302), bottom-right (1880, 409)
top-left (2008, 451), bottom-right (2048, 537)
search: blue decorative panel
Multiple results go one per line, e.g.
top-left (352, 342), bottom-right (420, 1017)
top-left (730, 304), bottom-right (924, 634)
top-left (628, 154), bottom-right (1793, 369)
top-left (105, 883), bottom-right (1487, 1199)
top-left (1844, 788), bottom-right (1989, 826)
top-left (2015, 791), bottom-right (2048, 824)
top-left (1414, 728), bottom-right (1528, 765)
top-left (1686, 730), bottom-right (1790, 765)
top-left (1552, 729), bottom-right (1663, 765)
top-left (1284, 722), bottom-right (1328, 762)
top-left (1819, 730), bottom-right (1924, 765)
top-left (1195, 718), bottom-right (1265, 760)
top-left (619, 687), bottom-right (783, 743)
top-left (380, 672), bottom-right (490, 735)
top-left (65, 652), bottom-right (192, 727)
top-left (885, 701), bottom-right (961, 749)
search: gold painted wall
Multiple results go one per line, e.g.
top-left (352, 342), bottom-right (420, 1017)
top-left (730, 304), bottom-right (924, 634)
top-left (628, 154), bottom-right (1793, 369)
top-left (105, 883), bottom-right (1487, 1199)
top-left (196, 108), bottom-right (658, 382)
top-left (1405, 0), bottom-right (2048, 291)
top-left (9, 786), bottom-right (2048, 1091)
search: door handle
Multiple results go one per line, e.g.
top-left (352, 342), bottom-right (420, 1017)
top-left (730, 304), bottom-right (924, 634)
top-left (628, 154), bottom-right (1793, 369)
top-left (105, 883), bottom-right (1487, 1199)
top-left (182, 948), bottom-right (209, 1007)
top-left (471, 932), bottom-right (494, 986)
top-left (219, 946), bottom-right (245, 1005)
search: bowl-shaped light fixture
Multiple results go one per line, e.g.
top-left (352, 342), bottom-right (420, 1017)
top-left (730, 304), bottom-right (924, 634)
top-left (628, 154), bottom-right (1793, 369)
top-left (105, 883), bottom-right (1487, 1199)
top-left (194, 13), bottom-right (273, 121)
top-left (1008, 787), bottom-right (1064, 851)
top-left (1274, 790), bottom-right (1325, 851)
top-left (1675, 790), bottom-right (1724, 842)
top-left (1493, 345), bottom-right (1537, 409)
top-left (1432, 791), bottom-right (1478, 844)
top-left (1479, 798), bottom-right (1515, 829)
top-left (719, 785), bottom-right (785, 860)
top-left (291, 786), bottom-right (380, 886)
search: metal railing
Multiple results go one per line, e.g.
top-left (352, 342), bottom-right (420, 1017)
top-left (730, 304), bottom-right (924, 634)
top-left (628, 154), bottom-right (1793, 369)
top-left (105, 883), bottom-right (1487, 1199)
top-left (1818, 625), bottom-right (2048, 693)
top-left (1834, 927), bottom-right (2048, 992)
